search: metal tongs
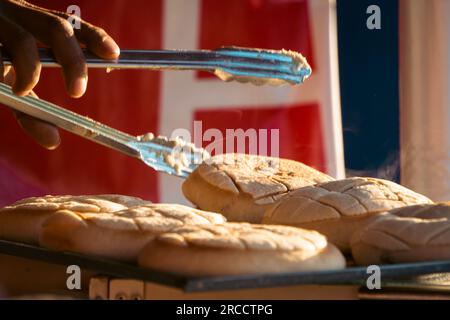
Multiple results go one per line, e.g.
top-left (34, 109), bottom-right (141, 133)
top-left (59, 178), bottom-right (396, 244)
top-left (0, 82), bottom-right (204, 177)
top-left (0, 47), bottom-right (312, 178)
top-left (3, 47), bottom-right (312, 85)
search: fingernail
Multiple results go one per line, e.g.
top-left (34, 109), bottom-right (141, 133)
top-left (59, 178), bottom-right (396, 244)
top-left (102, 36), bottom-right (120, 57)
top-left (46, 134), bottom-right (61, 150)
top-left (70, 77), bottom-right (87, 98)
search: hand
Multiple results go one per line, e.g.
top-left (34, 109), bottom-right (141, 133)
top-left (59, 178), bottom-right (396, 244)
top-left (1, 65), bottom-right (61, 149)
top-left (0, 0), bottom-right (120, 149)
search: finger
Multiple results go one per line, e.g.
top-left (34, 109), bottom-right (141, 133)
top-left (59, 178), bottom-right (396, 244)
top-left (19, 2), bottom-right (120, 59)
top-left (3, 66), bottom-right (61, 149)
top-left (15, 111), bottom-right (61, 150)
top-left (70, 19), bottom-right (120, 59)
top-left (2, 2), bottom-right (87, 98)
top-left (0, 47), bottom-right (11, 82)
top-left (0, 14), bottom-right (41, 96)
top-left (2, 65), bottom-right (12, 80)
top-left (45, 17), bottom-right (88, 98)
top-left (13, 90), bottom-right (61, 150)
top-left (50, 12), bottom-right (120, 59)
top-left (3, 65), bottom-right (15, 85)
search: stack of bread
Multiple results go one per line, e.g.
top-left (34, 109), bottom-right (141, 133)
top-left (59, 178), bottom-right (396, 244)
top-left (0, 192), bottom-right (346, 276)
top-left (0, 153), bottom-right (448, 278)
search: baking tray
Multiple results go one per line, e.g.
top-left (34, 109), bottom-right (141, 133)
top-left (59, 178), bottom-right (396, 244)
top-left (1, 239), bottom-right (450, 292)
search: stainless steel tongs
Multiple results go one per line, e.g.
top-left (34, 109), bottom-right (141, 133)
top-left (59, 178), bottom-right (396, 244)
top-left (0, 82), bottom-right (206, 178)
top-left (2, 47), bottom-right (312, 85)
top-left (0, 47), bottom-right (312, 178)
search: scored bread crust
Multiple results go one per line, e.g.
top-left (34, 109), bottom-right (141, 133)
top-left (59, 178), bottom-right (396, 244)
top-left (138, 223), bottom-right (346, 276)
top-left (351, 203), bottom-right (450, 265)
top-left (0, 194), bottom-right (151, 244)
top-left (39, 204), bottom-right (226, 262)
top-left (182, 153), bottom-right (333, 223)
top-left (262, 177), bottom-right (433, 252)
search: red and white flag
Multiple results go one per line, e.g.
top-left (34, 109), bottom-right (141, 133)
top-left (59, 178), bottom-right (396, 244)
top-left (0, 0), bottom-right (344, 205)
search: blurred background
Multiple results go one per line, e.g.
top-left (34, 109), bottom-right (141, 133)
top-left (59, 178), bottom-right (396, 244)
top-left (0, 0), bottom-right (448, 205)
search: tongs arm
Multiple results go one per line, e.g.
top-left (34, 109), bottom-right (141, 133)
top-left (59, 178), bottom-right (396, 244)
top-left (0, 82), bottom-right (140, 158)
top-left (0, 82), bottom-right (207, 178)
top-left (2, 47), bottom-right (312, 86)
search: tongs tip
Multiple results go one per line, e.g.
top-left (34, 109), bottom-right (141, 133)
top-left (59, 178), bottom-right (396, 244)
top-left (134, 134), bottom-right (210, 177)
top-left (214, 46), bottom-right (312, 86)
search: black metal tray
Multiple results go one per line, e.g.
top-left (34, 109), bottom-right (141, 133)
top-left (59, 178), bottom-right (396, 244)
top-left (1, 239), bottom-right (450, 292)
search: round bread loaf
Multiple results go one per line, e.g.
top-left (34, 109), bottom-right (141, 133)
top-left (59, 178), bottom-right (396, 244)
top-left (351, 203), bottom-right (450, 265)
top-left (138, 222), bottom-right (346, 276)
top-left (182, 153), bottom-right (333, 223)
top-left (39, 204), bottom-right (226, 262)
top-left (0, 194), bottom-right (151, 244)
top-left (262, 177), bottom-right (433, 252)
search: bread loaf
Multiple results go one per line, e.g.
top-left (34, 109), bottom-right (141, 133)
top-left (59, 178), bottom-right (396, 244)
top-left (138, 222), bottom-right (345, 276)
top-left (39, 203), bottom-right (226, 262)
top-left (182, 153), bottom-right (333, 223)
top-left (351, 203), bottom-right (450, 265)
top-left (0, 194), bottom-right (151, 244)
top-left (262, 177), bottom-right (433, 252)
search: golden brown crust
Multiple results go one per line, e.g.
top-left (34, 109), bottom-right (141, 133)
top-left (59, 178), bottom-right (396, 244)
top-left (262, 177), bottom-right (433, 252)
top-left (154, 222), bottom-right (328, 250)
top-left (4, 194), bottom-right (151, 212)
top-left (39, 204), bottom-right (226, 262)
top-left (350, 203), bottom-right (450, 265)
top-left (0, 194), bottom-right (151, 244)
top-left (182, 154), bottom-right (333, 223)
top-left (138, 223), bottom-right (345, 276)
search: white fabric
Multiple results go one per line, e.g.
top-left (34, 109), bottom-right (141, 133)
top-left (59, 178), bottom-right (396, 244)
top-left (400, 0), bottom-right (450, 201)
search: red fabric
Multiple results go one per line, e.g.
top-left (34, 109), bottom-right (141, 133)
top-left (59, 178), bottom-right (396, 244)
top-left (194, 102), bottom-right (326, 172)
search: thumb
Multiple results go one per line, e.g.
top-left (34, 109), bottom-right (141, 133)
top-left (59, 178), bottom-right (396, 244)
top-left (4, 67), bottom-right (61, 149)
top-left (13, 109), bottom-right (61, 150)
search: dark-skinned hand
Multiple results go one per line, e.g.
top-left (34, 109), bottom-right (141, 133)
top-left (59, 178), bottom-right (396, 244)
top-left (0, 0), bottom-right (120, 149)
